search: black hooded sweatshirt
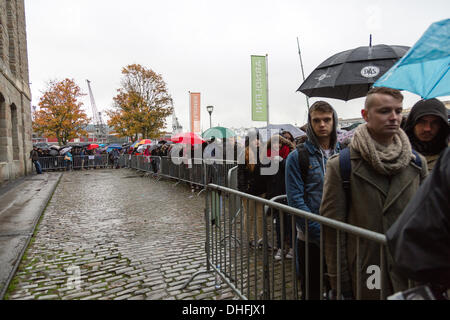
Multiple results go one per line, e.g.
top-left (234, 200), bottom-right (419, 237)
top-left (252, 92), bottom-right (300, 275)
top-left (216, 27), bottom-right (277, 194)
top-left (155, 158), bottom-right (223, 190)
top-left (403, 98), bottom-right (449, 156)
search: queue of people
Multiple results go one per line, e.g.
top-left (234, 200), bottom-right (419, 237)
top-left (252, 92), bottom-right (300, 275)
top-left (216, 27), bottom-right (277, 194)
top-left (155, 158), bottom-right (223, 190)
top-left (236, 87), bottom-right (449, 300)
top-left (28, 87), bottom-right (449, 299)
top-left (29, 145), bottom-right (120, 171)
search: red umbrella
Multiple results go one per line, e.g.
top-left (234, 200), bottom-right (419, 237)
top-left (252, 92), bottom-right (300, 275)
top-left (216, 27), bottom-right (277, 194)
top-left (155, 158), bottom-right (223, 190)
top-left (87, 144), bottom-right (99, 150)
top-left (171, 132), bottom-right (205, 145)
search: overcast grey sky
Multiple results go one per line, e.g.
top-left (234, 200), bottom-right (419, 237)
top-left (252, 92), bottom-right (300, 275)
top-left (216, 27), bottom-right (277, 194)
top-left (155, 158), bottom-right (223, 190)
top-left (24, 0), bottom-right (450, 132)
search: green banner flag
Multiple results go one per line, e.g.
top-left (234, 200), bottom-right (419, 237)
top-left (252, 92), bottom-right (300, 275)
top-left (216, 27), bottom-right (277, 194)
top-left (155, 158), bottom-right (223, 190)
top-left (251, 55), bottom-right (268, 121)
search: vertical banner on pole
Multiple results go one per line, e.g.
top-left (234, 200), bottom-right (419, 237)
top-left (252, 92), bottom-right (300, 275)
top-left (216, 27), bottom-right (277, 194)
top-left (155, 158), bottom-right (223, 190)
top-left (190, 92), bottom-right (201, 134)
top-left (251, 55), bottom-right (268, 122)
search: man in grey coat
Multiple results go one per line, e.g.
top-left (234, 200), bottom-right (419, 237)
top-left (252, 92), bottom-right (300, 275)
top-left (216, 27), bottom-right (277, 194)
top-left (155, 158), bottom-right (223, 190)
top-left (320, 87), bottom-right (428, 300)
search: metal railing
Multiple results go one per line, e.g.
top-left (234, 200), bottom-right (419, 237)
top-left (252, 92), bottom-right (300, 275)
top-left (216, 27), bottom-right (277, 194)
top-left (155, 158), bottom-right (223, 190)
top-left (121, 154), bottom-right (410, 300)
top-left (125, 155), bottom-right (238, 189)
top-left (181, 184), bottom-right (400, 300)
top-left (38, 155), bottom-right (112, 171)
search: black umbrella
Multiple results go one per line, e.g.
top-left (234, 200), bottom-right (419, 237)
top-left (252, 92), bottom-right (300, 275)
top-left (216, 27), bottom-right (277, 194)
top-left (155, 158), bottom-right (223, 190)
top-left (297, 44), bottom-right (410, 101)
top-left (34, 142), bottom-right (50, 149)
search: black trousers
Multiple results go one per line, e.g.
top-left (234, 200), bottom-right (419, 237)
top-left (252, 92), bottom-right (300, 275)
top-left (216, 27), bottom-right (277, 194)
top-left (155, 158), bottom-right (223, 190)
top-left (296, 238), bottom-right (330, 300)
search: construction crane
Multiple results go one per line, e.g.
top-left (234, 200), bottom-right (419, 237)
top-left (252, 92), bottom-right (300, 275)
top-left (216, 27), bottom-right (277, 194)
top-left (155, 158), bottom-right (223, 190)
top-left (86, 79), bottom-right (107, 143)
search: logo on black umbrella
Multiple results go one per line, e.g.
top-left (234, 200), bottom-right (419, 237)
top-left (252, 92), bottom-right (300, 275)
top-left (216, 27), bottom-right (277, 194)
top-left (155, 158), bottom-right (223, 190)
top-left (361, 66), bottom-right (380, 78)
top-left (315, 74), bottom-right (331, 82)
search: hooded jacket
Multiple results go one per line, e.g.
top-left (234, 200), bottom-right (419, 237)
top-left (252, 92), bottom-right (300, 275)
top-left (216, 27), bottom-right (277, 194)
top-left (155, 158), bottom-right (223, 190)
top-left (285, 107), bottom-right (340, 244)
top-left (403, 98), bottom-right (449, 170)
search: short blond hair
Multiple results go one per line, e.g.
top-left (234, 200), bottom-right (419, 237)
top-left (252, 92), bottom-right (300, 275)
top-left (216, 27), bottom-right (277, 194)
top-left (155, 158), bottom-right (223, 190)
top-left (365, 87), bottom-right (403, 109)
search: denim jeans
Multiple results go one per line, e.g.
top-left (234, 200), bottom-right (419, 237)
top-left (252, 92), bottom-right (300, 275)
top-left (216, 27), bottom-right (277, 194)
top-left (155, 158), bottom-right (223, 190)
top-left (33, 160), bottom-right (42, 174)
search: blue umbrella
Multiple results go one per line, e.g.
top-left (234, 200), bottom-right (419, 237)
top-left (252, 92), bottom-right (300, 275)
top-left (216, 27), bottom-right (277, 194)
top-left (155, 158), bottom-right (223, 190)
top-left (106, 144), bottom-right (123, 153)
top-left (374, 19), bottom-right (450, 99)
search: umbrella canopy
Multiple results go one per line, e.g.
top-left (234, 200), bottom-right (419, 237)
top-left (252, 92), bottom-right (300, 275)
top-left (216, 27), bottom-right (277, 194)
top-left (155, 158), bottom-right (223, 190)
top-left (59, 146), bottom-right (72, 155)
top-left (171, 132), bottom-right (205, 145)
top-left (87, 144), bottom-right (100, 150)
top-left (137, 144), bottom-right (151, 152)
top-left (107, 145), bottom-right (123, 153)
top-left (202, 127), bottom-right (237, 140)
top-left (298, 44), bottom-right (410, 101)
top-left (49, 149), bottom-right (59, 156)
top-left (34, 142), bottom-right (50, 149)
top-left (135, 139), bottom-right (152, 147)
top-left (374, 19), bottom-right (450, 99)
top-left (130, 141), bottom-right (140, 148)
top-left (107, 144), bottom-right (122, 149)
top-left (257, 124), bottom-right (306, 142)
top-left (49, 145), bottom-right (60, 150)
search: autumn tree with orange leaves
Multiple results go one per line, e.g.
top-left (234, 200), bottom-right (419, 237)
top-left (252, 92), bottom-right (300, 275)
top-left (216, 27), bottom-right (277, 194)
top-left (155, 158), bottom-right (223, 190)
top-left (33, 79), bottom-right (90, 145)
top-left (107, 64), bottom-right (173, 140)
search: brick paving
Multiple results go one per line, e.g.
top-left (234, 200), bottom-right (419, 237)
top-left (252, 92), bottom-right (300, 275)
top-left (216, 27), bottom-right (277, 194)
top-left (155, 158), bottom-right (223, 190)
top-left (5, 169), bottom-right (239, 300)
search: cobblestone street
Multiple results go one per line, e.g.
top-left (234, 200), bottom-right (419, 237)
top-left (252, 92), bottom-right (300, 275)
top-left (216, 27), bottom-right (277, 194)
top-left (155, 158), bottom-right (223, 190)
top-left (5, 169), bottom-right (237, 300)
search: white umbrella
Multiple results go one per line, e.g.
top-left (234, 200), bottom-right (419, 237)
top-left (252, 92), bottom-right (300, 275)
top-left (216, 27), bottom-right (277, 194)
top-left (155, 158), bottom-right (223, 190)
top-left (59, 147), bottom-right (72, 155)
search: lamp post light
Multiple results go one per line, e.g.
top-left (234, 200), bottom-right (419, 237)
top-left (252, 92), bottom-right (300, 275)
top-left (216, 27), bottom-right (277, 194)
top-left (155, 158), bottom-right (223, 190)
top-left (206, 105), bottom-right (214, 128)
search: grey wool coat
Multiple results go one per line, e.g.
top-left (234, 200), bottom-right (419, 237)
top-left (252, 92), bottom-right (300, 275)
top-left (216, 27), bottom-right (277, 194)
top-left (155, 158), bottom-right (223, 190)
top-left (320, 146), bottom-right (428, 300)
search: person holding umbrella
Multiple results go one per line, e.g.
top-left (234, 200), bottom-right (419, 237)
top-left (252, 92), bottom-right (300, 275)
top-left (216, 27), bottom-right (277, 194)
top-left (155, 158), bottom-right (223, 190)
top-left (320, 87), bottom-right (428, 300)
top-left (403, 98), bottom-right (449, 172)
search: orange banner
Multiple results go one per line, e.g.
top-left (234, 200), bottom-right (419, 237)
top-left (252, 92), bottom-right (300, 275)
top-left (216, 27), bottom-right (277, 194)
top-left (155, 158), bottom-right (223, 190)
top-left (190, 92), bottom-right (201, 133)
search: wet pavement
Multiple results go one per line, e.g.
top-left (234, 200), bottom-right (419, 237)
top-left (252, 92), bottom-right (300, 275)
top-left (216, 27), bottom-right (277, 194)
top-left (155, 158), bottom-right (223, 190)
top-left (4, 169), bottom-right (238, 300)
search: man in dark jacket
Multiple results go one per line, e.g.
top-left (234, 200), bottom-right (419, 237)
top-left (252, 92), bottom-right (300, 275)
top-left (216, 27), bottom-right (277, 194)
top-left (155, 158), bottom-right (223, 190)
top-left (29, 146), bottom-right (42, 174)
top-left (285, 101), bottom-right (340, 299)
top-left (386, 147), bottom-right (449, 299)
top-left (403, 98), bottom-right (449, 172)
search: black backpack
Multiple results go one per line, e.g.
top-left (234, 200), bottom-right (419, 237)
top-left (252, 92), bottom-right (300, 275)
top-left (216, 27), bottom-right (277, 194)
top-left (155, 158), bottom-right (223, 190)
top-left (296, 143), bottom-right (310, 184)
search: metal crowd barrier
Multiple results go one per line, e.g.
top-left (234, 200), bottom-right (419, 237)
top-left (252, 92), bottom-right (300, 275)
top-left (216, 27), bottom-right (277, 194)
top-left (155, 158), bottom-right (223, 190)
top-left (39, 156), bottom-right (67, 171)
top-left (123, 155), bottom-right (238, 190)
top-left (181, 183), bottom-right (403, 300)
top-left (39, 155), bottom-right (111, 171)
top-left (72, 155), bottom-right (110, 169)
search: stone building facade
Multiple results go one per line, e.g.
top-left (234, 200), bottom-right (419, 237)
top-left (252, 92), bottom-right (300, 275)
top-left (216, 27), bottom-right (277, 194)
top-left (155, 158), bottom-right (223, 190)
top-left (0, 0), bottom-right (32, 184)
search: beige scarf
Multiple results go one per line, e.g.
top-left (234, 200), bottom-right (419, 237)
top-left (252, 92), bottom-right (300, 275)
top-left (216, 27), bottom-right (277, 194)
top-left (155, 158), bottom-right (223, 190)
top-left (351, 124), bottom-right (414, 176)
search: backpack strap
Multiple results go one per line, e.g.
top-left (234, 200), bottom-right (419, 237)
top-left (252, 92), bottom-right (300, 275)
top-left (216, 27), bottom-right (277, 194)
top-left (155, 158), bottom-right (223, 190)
top-left (411, 150), bottom-right (422, 168)
top-left (339, 147), bottom-right (352, 210)
top-left (297, 143), bottom-right (309, 183)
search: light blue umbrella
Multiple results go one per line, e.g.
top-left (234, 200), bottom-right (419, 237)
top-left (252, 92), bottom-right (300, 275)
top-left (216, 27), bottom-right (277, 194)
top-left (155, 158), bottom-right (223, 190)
top-left (374, 19), bottom-right (450, 99)
top-left (106, 144), bottom-right (122, 153)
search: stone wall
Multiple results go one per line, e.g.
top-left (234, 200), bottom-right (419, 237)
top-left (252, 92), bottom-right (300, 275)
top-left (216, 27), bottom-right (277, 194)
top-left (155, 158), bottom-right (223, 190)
top-left (0, 0), bottom-right (32, 185)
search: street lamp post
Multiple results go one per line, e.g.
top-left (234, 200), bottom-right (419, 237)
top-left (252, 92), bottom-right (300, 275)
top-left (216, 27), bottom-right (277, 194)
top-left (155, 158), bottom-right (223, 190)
top-left (206, 105), bottom-right (214, 128)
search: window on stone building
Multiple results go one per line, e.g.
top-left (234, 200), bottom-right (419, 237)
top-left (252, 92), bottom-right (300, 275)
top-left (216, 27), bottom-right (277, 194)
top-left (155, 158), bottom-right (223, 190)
top-left (11, 103), bottom-right (19, 160)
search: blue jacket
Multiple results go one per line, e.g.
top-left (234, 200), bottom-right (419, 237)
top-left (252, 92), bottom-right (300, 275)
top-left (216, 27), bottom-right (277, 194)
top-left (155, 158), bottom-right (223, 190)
top-left (285, 139), bottom-right (339, 244)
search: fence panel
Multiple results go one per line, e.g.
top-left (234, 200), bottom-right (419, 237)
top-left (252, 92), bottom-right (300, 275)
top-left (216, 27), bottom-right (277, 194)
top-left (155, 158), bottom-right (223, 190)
top-left (181, 184), bottom-right (397, 300)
